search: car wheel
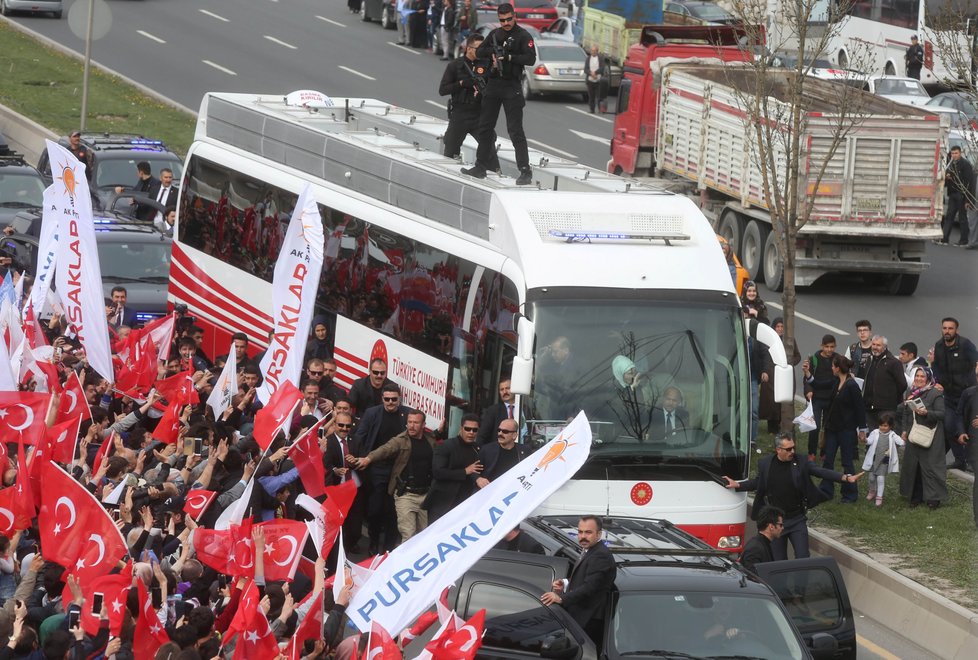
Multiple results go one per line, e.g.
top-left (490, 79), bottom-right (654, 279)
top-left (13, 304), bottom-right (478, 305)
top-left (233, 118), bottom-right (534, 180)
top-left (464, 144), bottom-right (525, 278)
top-left (521, 76), bottom-right (533, 99)
top-left (381, 5), bottom-right (394, 29)
top-left (1, 0), bottom-right (11, 17)
top-left (53, 10), bottom-right (63, 18)
top-left (360, 2), bottom-right (370, 22)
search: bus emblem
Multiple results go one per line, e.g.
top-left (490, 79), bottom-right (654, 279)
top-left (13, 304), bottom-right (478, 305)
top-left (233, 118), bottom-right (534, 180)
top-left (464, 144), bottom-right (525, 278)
top-left (630, 482), bottom-right (653, 506)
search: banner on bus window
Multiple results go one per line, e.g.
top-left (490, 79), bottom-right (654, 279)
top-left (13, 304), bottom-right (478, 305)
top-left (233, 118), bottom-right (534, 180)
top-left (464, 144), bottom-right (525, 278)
top-left (333, 316), bottom-right (449, 430)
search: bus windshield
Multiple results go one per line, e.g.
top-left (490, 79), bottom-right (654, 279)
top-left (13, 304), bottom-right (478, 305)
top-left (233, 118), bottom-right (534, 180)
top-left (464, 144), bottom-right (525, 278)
top-left (526, 297), bottom-right (749, 475)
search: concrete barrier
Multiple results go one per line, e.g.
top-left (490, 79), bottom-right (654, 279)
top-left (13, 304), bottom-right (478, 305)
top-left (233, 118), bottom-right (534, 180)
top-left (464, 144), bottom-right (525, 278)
top-left (0, 102), bottom-right (57, 166)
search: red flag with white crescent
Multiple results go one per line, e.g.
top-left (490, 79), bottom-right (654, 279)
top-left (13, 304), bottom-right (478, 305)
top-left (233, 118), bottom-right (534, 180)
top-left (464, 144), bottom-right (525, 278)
top-left (56, 371), bottom-right (92, 423)
top-left (252, 380), bottom-right (302, 451)
top-left (46, 415), bottom-right (81, 464)
top-left (0, 391), bottom-right (51, 445)
top-left (183, 489), bottom-right (217, 519)
top-left (257, 518), bottom-right (308, 582)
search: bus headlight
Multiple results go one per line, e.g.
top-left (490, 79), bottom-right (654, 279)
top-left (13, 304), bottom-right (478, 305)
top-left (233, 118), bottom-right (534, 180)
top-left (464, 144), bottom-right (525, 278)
top-left (716, 535), bottom-right (742, 549)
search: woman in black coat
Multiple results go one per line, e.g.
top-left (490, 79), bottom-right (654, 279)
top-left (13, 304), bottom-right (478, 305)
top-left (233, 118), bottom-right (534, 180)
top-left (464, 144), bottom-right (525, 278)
top-left (819, 354), bottom-right (867, 503)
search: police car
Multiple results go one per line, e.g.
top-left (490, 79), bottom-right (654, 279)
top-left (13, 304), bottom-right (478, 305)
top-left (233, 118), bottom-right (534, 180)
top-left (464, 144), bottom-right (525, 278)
top-left (407, 516), bottom-right (856, 660)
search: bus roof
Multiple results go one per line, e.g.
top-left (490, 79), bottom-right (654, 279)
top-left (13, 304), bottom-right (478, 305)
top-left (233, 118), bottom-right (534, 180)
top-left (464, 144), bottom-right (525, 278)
top-left (195, 92), bottom-right (736, 295)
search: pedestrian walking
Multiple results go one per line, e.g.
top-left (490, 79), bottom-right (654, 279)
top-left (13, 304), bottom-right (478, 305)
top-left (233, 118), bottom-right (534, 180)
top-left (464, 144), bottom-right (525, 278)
top-left (818, 355), bottom-right (867, 504)
top-left (724, 432), bottom-right (863, 560)
top-left (584, 45), bottom-right (606, 114)
top-left (899, 366), bottom-right (948, 509)
top-left (461, 2), bottom-right (537, 185)
top-left (937, 146), bottom-right (975, 246)
top-left (861, 412), bottom-right (903, 507)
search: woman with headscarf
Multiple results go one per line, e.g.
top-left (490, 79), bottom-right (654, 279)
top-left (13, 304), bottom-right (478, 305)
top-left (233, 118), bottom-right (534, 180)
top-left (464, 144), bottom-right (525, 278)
top-left (740, 281), bottom-right (769, 325)
top-left (899, 366), bottom-right (947, 508)
top-left (611, 355), bottom-right (657, 409)
top-left (304, 315), bottom-right (334, 361)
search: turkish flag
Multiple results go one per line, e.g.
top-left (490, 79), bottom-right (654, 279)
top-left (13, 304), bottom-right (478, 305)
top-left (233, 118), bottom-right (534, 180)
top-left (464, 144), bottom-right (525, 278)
top-left (143, 313), bottom-right (175, 358)
top-left (253, 380), bottom-right (302, 451)
top-left (399, 611), bottom-right (440, 649)
top-left (225, 579), bottom-right (279, 660)
top-left (90, 432), bottom-right (114, 474)
top-left (322, 479), bottom-right (358, 555)
top-left (73, 563), bottom-right (132, 637)
top-left (37, 462), bottom-right (127, 583)
top-left (227, 519), bottom-right (256, 579)
top-left (432, 609), bottom-right (485, 660)
top-left (367, 621), bottom-right (403, 660)
top-left (192, 526), bottom-right (233, 575)
top-left (22, 304), bottom-right (49, 351)
top-left (56, 371), bottom-right (92, 424)
top-left (0, 391), bottom-right (51, 445)
top-left (134, 579), bottom-right (169, 660)
top-left (46, 415), bottom-right (81, 464)
top-left (288, 417), bottom-right (329, 498)
top-left (257, 519), bottom-right (308, 582)
top-left (151, 401), bottom-right (183, 444)
top-left (285, 590), bottom-right (323, 660)
top-left (183, 489), bottom-right (217, 520)
top-left (0, 444), bottom-right (34, 536)
top-left (154, 370), bottom-right (198, 407)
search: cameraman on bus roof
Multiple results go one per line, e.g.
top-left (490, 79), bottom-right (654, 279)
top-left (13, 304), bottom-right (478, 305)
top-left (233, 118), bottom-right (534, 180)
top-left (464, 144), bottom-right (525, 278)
top-left (461, 2), bottom-right (536, 186)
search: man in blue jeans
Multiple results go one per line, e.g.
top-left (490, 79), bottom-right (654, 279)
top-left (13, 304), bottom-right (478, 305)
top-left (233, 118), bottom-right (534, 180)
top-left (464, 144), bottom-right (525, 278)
top-left (723, 432), bottom-right (863, 560)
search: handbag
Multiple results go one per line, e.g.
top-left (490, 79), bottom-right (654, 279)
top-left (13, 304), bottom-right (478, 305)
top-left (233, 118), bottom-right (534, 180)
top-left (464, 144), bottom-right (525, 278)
top-left (907, 420), bottom-right (937, 448)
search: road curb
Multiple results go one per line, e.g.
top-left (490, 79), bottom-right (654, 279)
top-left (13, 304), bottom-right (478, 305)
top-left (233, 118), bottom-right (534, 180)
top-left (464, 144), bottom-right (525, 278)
top-left (808, 528), bottom-right (978, 660)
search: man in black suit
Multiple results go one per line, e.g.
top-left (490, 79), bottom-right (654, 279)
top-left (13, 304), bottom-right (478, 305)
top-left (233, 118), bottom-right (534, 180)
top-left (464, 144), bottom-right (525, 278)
top-left (648, 386), bottom-right (690, 442)
top-left (108, 286), bottom-right (138, 328)
top-left (541, 515), bottom-right (617, 640)
top-left (114, 161), bottom-right (158, 220)
top-left (352, 384), bottom-right (411, 553)
top-left (148, 168), bottom-right (177, 230)
top-left (724, 432), bottom-right (863, 560)
top-left (740, 505), bottom-right (783, 573)
top-left (322, 410), bottom-right (364, 552)
top-left (480, 417), bottom-right (530, 481)
top-left (477, 378), bottom-right (517, 446)
top-left (424, 413), bottom-right (485, 521)
top-left (348, 358), bottom-right (396, 415)
top-left (494, 525), bottom-right (545, 554)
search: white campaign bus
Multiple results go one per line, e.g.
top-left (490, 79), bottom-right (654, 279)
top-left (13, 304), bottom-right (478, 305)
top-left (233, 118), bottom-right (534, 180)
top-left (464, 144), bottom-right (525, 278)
top-left (168, 91), bottom-right (792, 550)
top-left (771, 0), bottom-right (971, 85)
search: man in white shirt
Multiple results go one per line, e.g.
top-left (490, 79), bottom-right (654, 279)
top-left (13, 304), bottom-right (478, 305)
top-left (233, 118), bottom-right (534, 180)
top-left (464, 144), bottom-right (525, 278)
top-left (150, 169), bottom-right (176, 231)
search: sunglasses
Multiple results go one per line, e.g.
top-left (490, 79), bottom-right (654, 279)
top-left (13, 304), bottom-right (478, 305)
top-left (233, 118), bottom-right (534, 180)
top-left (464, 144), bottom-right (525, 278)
top-left (497, 428), bottom-right (516, 434)
top-left (371, 370), bottom-right (387, 376)
top-left (336, 423), bottom-right (352, 429)
top-left (382, 397), bottom-right (399, 402)
top-left (307, 370), bottom-right (323, 376)
top-left (499, 15), bottom-right (515, 22)
top-left (462, 426), bottom-right (479, 432)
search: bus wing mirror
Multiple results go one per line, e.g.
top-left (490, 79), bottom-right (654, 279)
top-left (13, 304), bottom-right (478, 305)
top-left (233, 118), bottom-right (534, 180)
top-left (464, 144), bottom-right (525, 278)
top-left (511, 316), bottom-right (535, 395)
top-left (750, 320), bottom-right (794, 403)
top-left (774, 365), bottom-right (794, 403)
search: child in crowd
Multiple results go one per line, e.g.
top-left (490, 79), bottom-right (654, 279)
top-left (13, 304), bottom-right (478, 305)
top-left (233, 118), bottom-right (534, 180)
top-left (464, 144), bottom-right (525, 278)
top-left (862, 413), bottom-right (904, 506)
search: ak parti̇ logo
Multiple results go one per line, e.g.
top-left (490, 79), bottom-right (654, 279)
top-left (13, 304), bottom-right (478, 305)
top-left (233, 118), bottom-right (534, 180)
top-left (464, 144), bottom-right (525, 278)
top-left (56, 159), bottom-right (79, 200)
top-left (536, 429), bottom-right (577, 471)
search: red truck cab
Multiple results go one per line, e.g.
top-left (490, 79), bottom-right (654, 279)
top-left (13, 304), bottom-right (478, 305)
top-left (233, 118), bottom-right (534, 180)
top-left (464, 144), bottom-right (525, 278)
top-left (609, 25), bottom-right (757, 177)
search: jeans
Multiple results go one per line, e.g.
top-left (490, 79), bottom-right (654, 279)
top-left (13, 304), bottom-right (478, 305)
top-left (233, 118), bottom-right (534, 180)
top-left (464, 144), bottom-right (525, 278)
top-left (943, 192), bottom-right (968, 243)
top-left (770, 513), bottom-right (810, 560)
top-left (820, 428), bottom-right (858, 502)
top-left (807, 398), bottom-right (829, 456)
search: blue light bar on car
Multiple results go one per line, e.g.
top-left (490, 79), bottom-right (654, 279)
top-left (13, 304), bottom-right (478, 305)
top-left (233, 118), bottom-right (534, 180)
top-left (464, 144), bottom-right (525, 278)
top-left (129, 139), bottom-right (164, 146)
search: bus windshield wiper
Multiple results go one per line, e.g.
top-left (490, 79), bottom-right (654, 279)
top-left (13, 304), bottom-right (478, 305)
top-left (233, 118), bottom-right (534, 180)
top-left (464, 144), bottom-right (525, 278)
top-left (656, 461), bottom-right (726, 486)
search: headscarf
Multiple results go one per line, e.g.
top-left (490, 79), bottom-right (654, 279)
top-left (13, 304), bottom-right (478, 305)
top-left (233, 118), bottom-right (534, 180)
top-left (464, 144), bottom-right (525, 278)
top-left (611, 355), bottom-right (637, 388)
top-left (907, 366), bottom-right (935, 399)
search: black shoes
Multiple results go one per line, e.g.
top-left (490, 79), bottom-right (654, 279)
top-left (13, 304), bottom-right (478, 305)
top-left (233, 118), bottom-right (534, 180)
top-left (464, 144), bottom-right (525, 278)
top-left (515, 169), bottom-right (533, 186)
top-left (461, 165), bottom-right (487, 179)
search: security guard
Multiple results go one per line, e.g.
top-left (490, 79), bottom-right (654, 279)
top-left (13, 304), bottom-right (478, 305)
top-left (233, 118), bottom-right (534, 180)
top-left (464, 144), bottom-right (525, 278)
top-left (439, 34), bottom-right (500, 171)
top-left (461, 2), bottom-right (536, 185)
top-left (905, 35), bottom-right (924, 80)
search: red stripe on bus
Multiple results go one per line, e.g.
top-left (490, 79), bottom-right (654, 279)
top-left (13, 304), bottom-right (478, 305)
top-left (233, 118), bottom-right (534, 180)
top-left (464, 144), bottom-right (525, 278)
top-left (168, 265), bottom-right (269, 338)
top-left (169, 275), bottom-right (268, 342)
top-left (333, 346), bottom-right (368, 369)
top-left (171, 244), bottom-right (273, 324)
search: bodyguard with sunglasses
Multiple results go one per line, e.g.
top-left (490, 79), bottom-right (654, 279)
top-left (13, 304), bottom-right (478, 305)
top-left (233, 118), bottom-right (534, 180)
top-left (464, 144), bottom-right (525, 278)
top-left (480, 417), bottom-right (530, 481)
top-left (723, 432), bottom-right (863, 560)
top-left (424, 413), bottom-right (485, 521)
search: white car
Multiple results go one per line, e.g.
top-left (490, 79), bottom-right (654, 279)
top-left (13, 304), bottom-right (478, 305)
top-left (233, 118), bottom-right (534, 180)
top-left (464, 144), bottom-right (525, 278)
top-left (768, 53), bottom-right (867, 85)
top-left (863, 76), bottom-right (930, 107)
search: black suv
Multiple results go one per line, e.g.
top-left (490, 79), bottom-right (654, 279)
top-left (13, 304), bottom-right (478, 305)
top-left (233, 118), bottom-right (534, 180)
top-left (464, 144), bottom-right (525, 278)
top-left (37, 133), bottom-right (182, 209)
top-left (0, 153), bottom-right (46, 228)
top-left (417, 516), bottom-right (856, 660)
top-left (1, 210), bottom-right (172, 325)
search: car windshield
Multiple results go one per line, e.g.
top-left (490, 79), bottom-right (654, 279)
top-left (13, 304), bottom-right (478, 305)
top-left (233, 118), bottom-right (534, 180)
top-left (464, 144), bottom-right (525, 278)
top-left (526, 298), bottom-right (749, 479)
top-left (96, 240), bottom-right (171, 281)
top-left (690, 4), bottom-right (734, 20)
top-left (875, 79), bottom-right (928, 97)
top-left (536, 45), bottom-right (582, 60)
top-left (613, 592), bottom-right (805, 659)
top-left (94, 157), bottom-right (184, 189)
top-left (0, 172), bottom-right (45, 208)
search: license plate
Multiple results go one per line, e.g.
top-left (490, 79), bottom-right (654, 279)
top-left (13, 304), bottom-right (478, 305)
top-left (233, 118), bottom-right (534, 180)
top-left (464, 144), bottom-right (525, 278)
top-left (559, 68), bottom-right (581, 75)
top-left (528, 12), bottom-right (545, 18)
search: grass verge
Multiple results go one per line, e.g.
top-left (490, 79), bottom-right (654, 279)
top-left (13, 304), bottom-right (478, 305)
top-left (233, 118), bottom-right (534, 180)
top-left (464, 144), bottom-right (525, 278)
top-left (754, 425), bottom-right (978, 611)
top-left (0, 21), bottom-right (194, 154)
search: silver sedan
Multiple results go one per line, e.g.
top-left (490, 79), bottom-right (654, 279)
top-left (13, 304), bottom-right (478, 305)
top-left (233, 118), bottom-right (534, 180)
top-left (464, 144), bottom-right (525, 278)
top-left (521, 42), bottom-right (589, 100)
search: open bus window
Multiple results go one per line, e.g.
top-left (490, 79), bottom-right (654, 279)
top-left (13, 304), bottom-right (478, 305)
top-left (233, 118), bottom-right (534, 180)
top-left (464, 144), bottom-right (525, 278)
top-left (525, 297), bottom-right (749, 475)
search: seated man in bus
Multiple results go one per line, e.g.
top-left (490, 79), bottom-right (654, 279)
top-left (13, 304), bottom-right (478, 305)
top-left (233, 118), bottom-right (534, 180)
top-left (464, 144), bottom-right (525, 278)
top-left (648, 386), bottom-right (690, 442)
top-left (534, 336), bottom-right (578, 419)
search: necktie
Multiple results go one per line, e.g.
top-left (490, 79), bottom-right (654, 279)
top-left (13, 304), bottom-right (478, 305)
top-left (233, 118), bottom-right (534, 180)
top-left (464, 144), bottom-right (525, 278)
top-left (506, 404), bottom-right (513, 419)
top-left (339, 436), bottom-right (349, 482)
top-left (157, 187), bottom-right (168, 204)
top-left (667, 411), bottom-right (674, 431)
top-left (116, 307), bottom-right (123, 326)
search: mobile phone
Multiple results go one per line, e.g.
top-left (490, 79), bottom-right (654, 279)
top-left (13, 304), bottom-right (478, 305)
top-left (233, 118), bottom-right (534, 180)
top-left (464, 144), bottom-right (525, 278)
top-left (217, 574), bottom-right (228, 590)
top-left (111, 509), bottom-right (121, 521)
top-left (151, 586), bottom-right (162, 609)
top-left (68, 610), bottom-right (80, 629)
top-left (183, 437), bottom-right (198, 456)
top-left (91, 592), bottom-right (104, 615)
top-left (194, 438), bottom-right (204, 456)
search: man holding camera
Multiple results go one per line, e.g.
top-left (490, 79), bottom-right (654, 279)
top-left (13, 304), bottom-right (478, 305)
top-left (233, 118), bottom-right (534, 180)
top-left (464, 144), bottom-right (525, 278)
top-left (439, 34), bottom-right (499, 171)
top-left (461, 2), bottom-right (536, 185)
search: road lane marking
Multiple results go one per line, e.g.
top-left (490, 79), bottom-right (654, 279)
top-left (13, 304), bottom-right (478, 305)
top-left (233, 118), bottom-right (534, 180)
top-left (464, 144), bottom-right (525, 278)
top-left (565, 105), bottom-right (613, 123)
top-left (198, 9), bottom-right (229, 22)
top-left (766, 301), bottom-right (849, 336)
top-left (857, 634), bottom-right (901, 660)
top-left (425, 100), bottom-right (447, 111)
top-left (264, 36), bottom-right (298, 49)
top-left (527, 139), bottom-right (576, 159)
top-left (137, 30), bottom-right (166, 44)
top-left (569, 128), bottom-right (606, 144)
top-left (202, 60), bottom-right (237, 76)
top-left (315, 15), bottom-right (346, 27)
top-left (338, 65), bottom-right (376, 81)
top-left (388, 41), bottom-right (421, 55)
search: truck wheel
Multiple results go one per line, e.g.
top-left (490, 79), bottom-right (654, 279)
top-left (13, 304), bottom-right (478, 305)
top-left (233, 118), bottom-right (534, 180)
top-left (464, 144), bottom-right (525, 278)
top-left (741, 220), bottom-right (769, 283)
top-left (718, 210), bottom-right (746, 256)
top-left (886, 258), bottom-right (921, 295)
top-left (763, 230), bottom-right (784, 292)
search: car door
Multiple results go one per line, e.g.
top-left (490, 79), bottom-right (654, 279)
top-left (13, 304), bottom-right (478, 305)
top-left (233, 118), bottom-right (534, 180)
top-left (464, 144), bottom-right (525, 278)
top-left (456, 569), bottom-right (597, 660)
top-left (755, 557), bottom-right (856, 660)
